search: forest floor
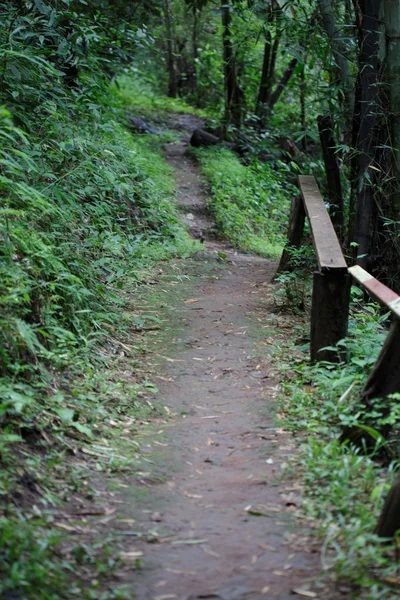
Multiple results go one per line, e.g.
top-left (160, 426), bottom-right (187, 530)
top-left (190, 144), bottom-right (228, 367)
top-left (91, 115), bottom-right (342, 600)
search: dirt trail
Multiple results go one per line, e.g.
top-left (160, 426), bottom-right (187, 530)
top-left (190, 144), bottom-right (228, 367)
top-left (125, 119), bottom-right (325, 600)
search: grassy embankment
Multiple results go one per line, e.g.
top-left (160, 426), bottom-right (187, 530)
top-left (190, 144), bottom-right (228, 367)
top-left (0, 74), bottom-right (201, 598)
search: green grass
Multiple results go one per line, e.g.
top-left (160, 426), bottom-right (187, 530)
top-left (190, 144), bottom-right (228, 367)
top-left (114, 74), bottom-right (208, 118)
top-left (194, 146), bottom-right (292, 257)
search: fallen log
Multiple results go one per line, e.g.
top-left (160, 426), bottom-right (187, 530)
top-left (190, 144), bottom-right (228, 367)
top-left (127, 116), bottom-right (162, 135)
top-left (190, 128), bottom-right (220, 148)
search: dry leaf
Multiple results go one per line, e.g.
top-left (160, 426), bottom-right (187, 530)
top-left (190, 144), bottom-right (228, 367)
top-left (154, 581), bottom-right (167, 589)
top-left (171, 539), bottom-right (208, 545)
top-left (291, 590), bottom-right (317, 598)
top-left (201, 546), bottom-right (220, 558)
top-left (184, 491), bottom-right (203, 499)
top-left (261, 586), bottom-right (270, 594)
top-left (54, 522), bottom-right (77, 532)
top-left (184, 299), bottom-right (200, 304)
top-left (120, 551), bottom-right (143, 560)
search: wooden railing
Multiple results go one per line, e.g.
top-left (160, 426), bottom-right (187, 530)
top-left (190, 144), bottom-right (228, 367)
top-left (278, 175), bottom-right (400, 397)
top-left (279, 174), bottom-right (400, 538)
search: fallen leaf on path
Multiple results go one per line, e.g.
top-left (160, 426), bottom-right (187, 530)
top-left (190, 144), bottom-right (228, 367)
top-left (165, 568), bottom-right (197, 575)
top-left (154, 581), bottom-right (167, 589)
top-left (201, 546), bottom-right (220, 558)
top-left (184, 491), bottom-right (203, 499)
top-left (154, 595), bottom-right (177, 600)
top-left (117, 519), bottom-right (136, 524)
top-left (291, 590), bottom-right (317, 598)
top-left (245, 506), bottom-right (271, 517)
top-left (157, 355), bottom-right (184, 362)
top-left (184, 299), bottom-right (200, 304)
top-left (201, 416), bottom-right (219, 419)
top-left (120, 551), bottom-right (143, 560)
top-left (54, 523), bottom-right (78, 532)
top-left (261, 587), bottom-right (270, 594)
top-left (171, 538), bottom-right (208, 545)
top-left (272, 571), bottom-right (285, 576)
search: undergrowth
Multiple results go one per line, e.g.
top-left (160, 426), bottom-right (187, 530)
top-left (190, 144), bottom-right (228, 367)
top-left (194, 146), bottom-right (291, 257)
top-left (274, 285), bottom-right (400, 599)
top-left (0, 5), bottom-right (200, 595)
top-left (115, 73), bottom-right (207, 119)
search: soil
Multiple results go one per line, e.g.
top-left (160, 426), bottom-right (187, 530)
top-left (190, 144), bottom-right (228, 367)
top-left (108, 117), bottom-right (336, 600)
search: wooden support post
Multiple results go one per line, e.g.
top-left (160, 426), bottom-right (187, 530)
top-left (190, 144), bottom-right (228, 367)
top-left (276, 196), bottom-right (305, 273)
top-left (362, 319), bottom-right (400, 402)
top-left (376, 475), bottom-right (400, 539)
top-left (310, 271), bottom-right (350, 362)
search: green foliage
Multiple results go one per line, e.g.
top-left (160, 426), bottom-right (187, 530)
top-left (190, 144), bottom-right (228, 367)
top-left (194, 146), bottom-right (291, 257)
top-left (115, 74), bottom-right (207, 117)
top-left (0, 2), bottom-right (198, 594)
top-left (275, 293), bottom-right (400, 598)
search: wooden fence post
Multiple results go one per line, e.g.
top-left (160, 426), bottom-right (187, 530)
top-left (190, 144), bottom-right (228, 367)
top-left (310, 271), bottom-right (350, 362)
top-left (362, 319), bottom-right (400, 402)
top-left (276, 195), bottom-right (305, 274)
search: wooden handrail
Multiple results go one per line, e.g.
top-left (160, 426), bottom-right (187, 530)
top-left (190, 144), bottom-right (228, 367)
top-left (348, 265), bottom-right (400, 316)
top-left (298, 175), bottom-right (347, 272)
top-left (279, 173), bottom-right (400, 541)
top-left (278, 174), bottom-right (400, 362)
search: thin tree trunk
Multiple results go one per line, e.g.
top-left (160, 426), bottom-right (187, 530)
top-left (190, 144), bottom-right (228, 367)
top-left (318, 0), bottom-right (354, 131)
top-left (221, 0), bottom-right (243, 127)
top-left (300, 66), bottom-right (306, 150)
top-left (352, 0), bottom-right (381, 269)
top-left (269, 57), bottom-right (298, 109)
top-left (256, 33), bottom-right (272, 115)
top-left (164, 0), bottom-right (177, 98)
top-left (267, 11), bottom-right (316, 113)
top-left (192, 7), bottom-right (199, 95)
top-left (383, 0), bottom-right (400, 221)
top-left (318, 115), bottom-right (344, 239)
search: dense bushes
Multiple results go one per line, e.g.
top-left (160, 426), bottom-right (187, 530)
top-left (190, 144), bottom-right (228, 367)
top-left (195, 146), bottom-right (291, 257)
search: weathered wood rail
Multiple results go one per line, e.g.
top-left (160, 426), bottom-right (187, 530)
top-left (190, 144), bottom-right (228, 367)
top-left (278, 175), bottom-right (400, 366)
top-left (278, 175), bottom-right (350, 362)
top-left (278, 174), bottom-right (400, 538)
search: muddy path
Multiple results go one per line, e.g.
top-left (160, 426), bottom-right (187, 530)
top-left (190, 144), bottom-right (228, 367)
top-left (115, 119), bottom-right (332, 600)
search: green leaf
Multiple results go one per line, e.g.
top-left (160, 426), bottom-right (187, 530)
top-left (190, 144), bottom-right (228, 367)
top-left (55, 408), bottom-right (75, 423)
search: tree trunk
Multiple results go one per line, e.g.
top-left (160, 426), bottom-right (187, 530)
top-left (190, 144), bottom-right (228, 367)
top-left (256, 34), bottom-right (272, 115)
top-left (300, 66), bottom-right (306, 150)
top-left (318, 0), bottom-right (354, 131)
top-left (351, 0), bottom-right (381, 269)
top-left (164, 0), bottom-right (177, 98)
top-left (317, 115), bottom-right (344, 239)
top-left (383, 0), bottom-right (400, 221)
top-left (269, 57), bottom-right (298, 110)
top-left (221, 0), bottom-right (243, 127)
top-left (192, 6), bottom-right (199, 96)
